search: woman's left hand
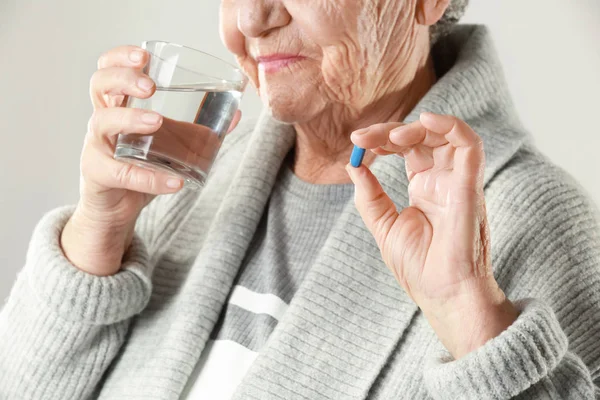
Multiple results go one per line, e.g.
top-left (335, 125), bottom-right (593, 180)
top-left (347, 112), bottom-right (519, 359)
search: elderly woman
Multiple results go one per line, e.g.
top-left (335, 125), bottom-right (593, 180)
top-left (1, 0), bottom-right (599, 399)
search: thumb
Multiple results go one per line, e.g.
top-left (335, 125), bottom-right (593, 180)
top-left (346, 164), bottom-right (433, 285)
top-left (112, 161), bottom-right (184, 195)
top-left (346, 164), bottom-right (398, 250)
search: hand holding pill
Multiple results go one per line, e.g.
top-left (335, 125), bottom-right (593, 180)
top-left (345, 112), bottom-right (518, 359)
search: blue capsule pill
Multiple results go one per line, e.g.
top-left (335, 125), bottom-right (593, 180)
top-left (350, 145), bottom-right (366, 168)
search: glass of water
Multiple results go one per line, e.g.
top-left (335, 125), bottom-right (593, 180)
top-left (114, 41), bottom-right (248, 188)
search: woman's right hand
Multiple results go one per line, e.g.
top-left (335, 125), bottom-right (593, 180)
top-left (60, 45), bottom-right (184, 277)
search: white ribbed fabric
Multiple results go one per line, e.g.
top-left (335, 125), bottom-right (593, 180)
top-left (228, 285), bottom-right (289, 321)
top-left (180, 340), bottom-right (258, 400)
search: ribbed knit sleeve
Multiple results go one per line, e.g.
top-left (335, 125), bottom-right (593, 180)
top-left (0, 120), bottom-right (254, 400)
top-left (0, 206), bottom-right (153, 399)
top-left (27, 206), bottom-right (153, 324)
top-left (424, 300), bottom-right (594, 399)
top-left (423, 147), bottom-right (600, 400)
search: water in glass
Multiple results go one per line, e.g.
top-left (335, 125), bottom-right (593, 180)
top-left (115, 82), bottom-right (243, 186)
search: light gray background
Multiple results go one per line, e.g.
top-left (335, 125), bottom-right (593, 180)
top-left (1, 1), bottom-right (599, 301)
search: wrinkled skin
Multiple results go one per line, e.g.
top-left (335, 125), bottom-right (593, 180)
top-left (221, 0), bottom-right (435, 182)
top-left (219, 0), bottom-right (519, 359)
top-left (223, 0), bottom-right (419, 120)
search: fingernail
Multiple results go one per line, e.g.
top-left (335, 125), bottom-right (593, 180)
top-left (166, 178), bottom-right (182, 189)
top-left (390, 125), bottom-right (406, 135)
top-left (353, 127), bottom-right (370, 136)
top-left (137, 77), bottom-right (154, 91)
top-left (141, 112), bottom-right (161, 124)
top-left (130, 50), bottom-right (144, 63)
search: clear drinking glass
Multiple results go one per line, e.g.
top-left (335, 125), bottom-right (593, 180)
top-left (114, 41), bottom-right (248, 188)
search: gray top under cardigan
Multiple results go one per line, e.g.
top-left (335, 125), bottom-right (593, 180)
top-left (209, 159), bottom-right (354, 347)
top-left (1, 25), bottom-right (600, 400)
top-left (179, 160), bottom-right (353, 398)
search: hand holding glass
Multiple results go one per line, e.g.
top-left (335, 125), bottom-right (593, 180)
top-left (114, 41), bottom-right (248, 187)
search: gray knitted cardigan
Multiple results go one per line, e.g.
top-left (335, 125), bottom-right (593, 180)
top-left (1, 25), bottom-right (600, 400)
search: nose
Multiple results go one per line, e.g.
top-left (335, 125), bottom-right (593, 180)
top-left (237, 0), bottom-right (291, 38)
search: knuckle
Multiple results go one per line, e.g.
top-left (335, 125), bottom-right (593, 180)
top-left (449, 115), bottom-right (462, 128)
top-left (118, 68), bottom-right (141, 94)
top-left (87, 110), bottom-right (101, 136)
top-left (97, 52), bottom-right (109, 69)
top-left (454, 117), bottom-right (470, 132)
top-left (120, 109), bottom-right (139, 131)
top-left (112, 68), bottom-right (129, 88)
top-left (115, 163), bottom-right (134, 187)
top-left (145, 174), bottom-right (157, 192)
top-left (121, 66), bottom-right (135, 81)
top-left (89, 70), bottom-right (100, 90)
top-left (138, 171), bottom-right (157, 192)
top-left (115, 108), bottom-right (129, 127)
top-left (91, 67), bottom-right (136, 96)
top-left (115, 163), bottom-right (156, 192)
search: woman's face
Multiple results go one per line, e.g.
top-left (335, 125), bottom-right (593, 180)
top-left (220, 0), bottom-right (425, 123)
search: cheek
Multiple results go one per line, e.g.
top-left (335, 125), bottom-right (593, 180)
top-left (284, 0), bottom-right (362, 46)
top-left (220, 2), bottom-right (245, 57)
top-left (283, 0), bottom-right (367, 105)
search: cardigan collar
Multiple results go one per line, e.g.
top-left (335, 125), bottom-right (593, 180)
top-left (177, 24), bottom-right (529, 400)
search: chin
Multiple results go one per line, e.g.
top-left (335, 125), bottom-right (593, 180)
top-left (255, 61), bottom-right (328, 124)
top-left (259, 84), bottom-right (326, 124)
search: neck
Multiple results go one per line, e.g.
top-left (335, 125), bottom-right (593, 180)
top-left (291, 55), bottom-right (437, 184)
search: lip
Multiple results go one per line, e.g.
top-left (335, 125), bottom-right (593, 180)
top-left (256, 54), bottom-right (305, 73)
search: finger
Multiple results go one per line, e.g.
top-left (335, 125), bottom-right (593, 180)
top-left (350, 122), bottom-right (405, 150)
top-left (107, 159), bottom-right (184, 194)
top-left (389, 121), bottom-right (449, 149)
top-left (419, 113), bottom-right (480, 147)
top-left (90, 67), bottom-right (156, 109)
top-left (346, 164), bottom-right (399, 249)
top-left (404, 144), bottom-right (434, 174)
top-left (97, 46), bottom-right (149, 70)
top-left (227, 110), bottom-right (242, 134)
top-left (346, 163), bottom-right (435, 288)
top-left (377, 123), bottom-right (438, 174)
top-left (87, 107), bottom-right (163, 140)
top-left (370, 147), bottom-right (397, 156)
top-left (81, 142), bottom-right (183, 195)
top-left (111, 161), bottom-right (184, 194)
top-left (353, 121), bottom-right (448, 161)
top-left (419, 113), bottom-right (484, 184)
